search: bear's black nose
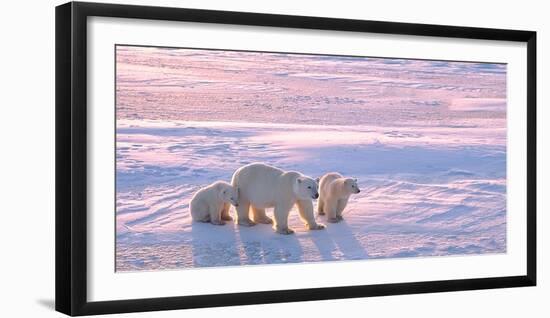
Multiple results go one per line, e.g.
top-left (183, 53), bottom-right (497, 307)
top-left (314, 193), bottom-right (319, 199)
top-left (357, 190), bottom-right (361, 193)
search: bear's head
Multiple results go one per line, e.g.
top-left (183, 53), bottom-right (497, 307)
top-left (343, 178), bottom-right (360, 194)
top-left (293, 176), bottom-right (319, 200)
top-left (216, 182), bottom-right (239, 206)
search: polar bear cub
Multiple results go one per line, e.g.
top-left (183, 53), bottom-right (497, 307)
top-left (190, 181), bottom-right (238, 225)
top-left (231, 163), bottom-right (325, 234)
top-left (318, 172), bottom-right (360, 223)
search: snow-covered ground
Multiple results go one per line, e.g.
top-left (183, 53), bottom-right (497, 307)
top-left (115, 46), bottom-right (506, 271)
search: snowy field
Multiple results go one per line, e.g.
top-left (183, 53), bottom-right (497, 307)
top-left (115, 46), bottom-right (507, 271)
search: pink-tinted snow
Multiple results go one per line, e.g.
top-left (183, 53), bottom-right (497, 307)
top-left (115, 46), bottom-right (506, 271)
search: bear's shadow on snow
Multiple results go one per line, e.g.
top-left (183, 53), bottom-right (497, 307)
top-left (189, 222), bottom-right (243, 267)
top-left (189, 220), bottom-right (368, 266)
top-left (236, 224), bottom-right (304, 265)
top-left (311, 219), bottom-right (369, 261)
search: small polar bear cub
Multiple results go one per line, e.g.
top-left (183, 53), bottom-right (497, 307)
top-left (318, 172), bottom-right (360, 223)
top-left (231, 163), bottom-right (325, 234)
top-left (190, 181), bottom-right (238, 225)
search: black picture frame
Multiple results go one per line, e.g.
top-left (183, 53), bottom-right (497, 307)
top-left (55, 1), bottom-right (537, 316)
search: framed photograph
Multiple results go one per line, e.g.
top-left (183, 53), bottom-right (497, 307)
top-left (55, 1), bottom-right (536, 316)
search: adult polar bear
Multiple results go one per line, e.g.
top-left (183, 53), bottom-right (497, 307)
top-left (231, 163), bottom-right (325, 234)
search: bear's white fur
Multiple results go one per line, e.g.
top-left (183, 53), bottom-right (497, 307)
top-left (231, 163), bottom-right (325, 234)
top-left (318, 172), bottom-right (360, 223)
top-left (190, 181), bottom-right (238, 225)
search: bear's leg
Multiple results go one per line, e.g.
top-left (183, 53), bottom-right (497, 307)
top-left (251, 206), bottom-right (273, 224)
top-left (318, 198), bottom-right (325, 215)
top-left (297, 199), bottom-right (325, 230)
top-left (273, 203), bottom-right (294, 234)
top-left (221, 202), bottom-right (233, 221)
top-left (325, 199), bottom-right (340, 223)
top-left (211, 203), bottom-right (226, 225)
top-left (196, 210), bottom-right (210, 222)
top-left (236, 200), bottom-right (256, 226)
top-left (336, 197), bottom-right (349, 221)
top-left (208, 203), bottom-right (226, 225)
top-left (195, 213), bottom-right (210, 223)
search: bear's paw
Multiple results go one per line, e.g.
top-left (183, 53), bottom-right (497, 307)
top-left (276, 227), bottom-right (295, 235)
top-left (255, 217), bottom-right (273, 224)
top-left (307, 223), bottom-right (326, 230)
top-left (237, 219), bottom-right (257, 227)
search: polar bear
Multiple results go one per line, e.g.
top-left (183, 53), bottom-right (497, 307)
top-left (231, 163), bottom-right (325, 234)
top-left (190, 181), bottom-right (238, 225)
top-left (318, 172), bottom-right (360, 223)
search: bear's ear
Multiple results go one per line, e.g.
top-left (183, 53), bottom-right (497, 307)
top-left (315, 177), bottom-right (320, 183)
top-left (354, 178), bottom-right (358, 182)
top-left (297, 177), bottom-right (303, 184)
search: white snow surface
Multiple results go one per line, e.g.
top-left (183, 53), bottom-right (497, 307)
top-left (115, 46), bottom-right (506, 271)
top-left (116, 120), bottom-right (506, 271)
